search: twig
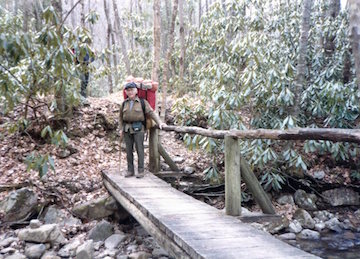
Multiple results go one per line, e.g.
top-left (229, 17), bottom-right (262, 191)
top-left (0, 63), bottom-right (24, 88)
top-left (60, 0), bottom-right (83, 30)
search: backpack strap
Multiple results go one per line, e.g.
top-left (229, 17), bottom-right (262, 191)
top-left (140, 98), bottom-right (146, 127)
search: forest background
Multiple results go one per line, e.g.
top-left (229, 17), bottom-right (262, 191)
top-left (1, 0), bottom-right (360, 194)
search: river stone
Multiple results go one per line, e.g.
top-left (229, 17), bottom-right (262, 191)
top-left (294, 189), bottom-right (318, 211)
top-left (0, 247), bottom-right (16, 254)
top-left (288, 220), bottom-right (302, 234)
top-left (315, 222), bottom-right (326, 232)
top-left (276, 194), bottom-right (295, 205)
top-left (128, 251), bottom-right (152, 259)
top-left (17, 224), bottom-right (67, 245)
top-left (341, 219), bottom-right (356, 231)
top-left (173, 156), bottom-right (185, 164)
top-left (298, 229), bottom-right (320, 240)
top-left (4, 253), bottom-right (26, 259)
top-left (325, 217), bottom-right (342, 233)
top-left (72, 196), bottom-right (124, 220)
top-left (313, 210), bottom-right (334, 221)
top-left (104, 234), bottom-right (126, 249)
top-left (313, 170), bottom-right (325, 180)
top-left (0, 237), bottom-right (18, 248)
top-left (355, 209), bottom-right (360, 219)
top-left (264, 217), bottom-right (289, 234)
top-left (30, 219), bottom-right (42, 229)
top-left (293, 209), bottom-right (315, 229)
top-left (183, 166), bottom-right (195, 175)
top-left (322, 188), bottom-right (360, 206)
top-left (43, 206), bottom-right (81, 227)
top-left (88, 220), bottom-right (114, 242)
top-left (278, 233), bottom-right (296, 240)
top-left (25, 243), bottom-right (46, 259)
top-left (152, 247), bottom-right (169, 257)
top-left (0, 188), bottom-right (38, 222)
top-left (76, 240), bottom-right (93, 259)
top-left (57, 238), bottom-right (81, 257)
top-left (41, 251), bottom-right (61, 259)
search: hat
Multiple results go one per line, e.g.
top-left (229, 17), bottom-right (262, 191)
top-left (124, 82), bottom-right (137, 90)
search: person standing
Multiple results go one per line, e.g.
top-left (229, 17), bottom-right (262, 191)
top-left (119, 82), bottom-right (166, 178)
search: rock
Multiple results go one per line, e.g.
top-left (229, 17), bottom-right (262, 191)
top-left (0, 188), bottom-right (38, 222)
top-left (41, 251), bottom-right (61, 259)
top-left (313, 171), bottom-right (325, 180)
top-left (276, 194), bottom-right (295, 205)
top-left (313, 210), bottom-right (334, 221)
top-left (322, 188), bottom-right (360, 206)
top-left (25, 244), bottom-right (46, 259)
top-left (264, 217), bottom-right (289, 234)
top-left (72, 196), bottom-right (127, 220)
top-left (128, 251), bottom-right (152, 259)
top-left (354, 209), bottom-right (360, 219)
top-left (57, 238), bottom-right (81, 257)
top-left (278, 233), bottom-right (296, 240)
top-left (173, 156), bottom-right (185, 164)
top-left (4, 253), bottom-right (27, 259)
top-left (76, 240), bottom-right (94, 259)
top-left (183, 166), bottom-right (195, 175)
top-left (0, 247), bottom-right (16, 254)
top-left (0, 237), bottom-right (18, 248)
top-left (116, 255), bottom-right (128, 259)
top-left (152, 247), bottom-right (169, 257)
top-left (88, 220), bottom-right (114, 242)
top-left (29, 219), bottom-right (42, 229)
top-left (293, 209), bottom-right (315, 229)
top-left (104, 234), bottom-right (126, 250)
top-left (325, 217), bottom-right (342, 233)
top-left (294, 189), bottom-right (317, 211)
top-left (298, 229), bottom-right (320, 240)
top-left (288, 220), bottom-right (302, 234)
top-left (17, 224), bottom-right (67, 245)
top-left (43, 206), bottom-right (81, 227)
top-left (341, 219), bottom-right (356, 231)
top-left (314, 222), bottom-right (326, 232)
top-left (135, 225), bottom-right (149, 237)
top-left (126, 244), bottom-right (138, 254)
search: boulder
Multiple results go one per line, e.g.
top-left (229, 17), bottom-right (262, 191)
top-left (29, 219), bottom-right (42, 229)
top-left (322, 188), bottom-right (360, 206)
top-left (88, 220), bottom-right (114, 242)
top-left (297, 229), bottom-right (320, 240)
top-left (76, 240), bottom-right (93, 259)
top-left (4, 253), bottom-right (27, 259)
top-left (314, 222), bottom-right (326, 232)
top-left (183, 166), bottom-right (195, 175)
top-left (128, 251), bottom-right (152, 259)
top-left (293, 209), bottom-right (315, 229)
top-left (25, 243), bottom-right (46, 259)
top-left (57, 238), bottom-right (82, 257)
top-left (17, 224), bottom-right (67, 245)
top-left (294, 189), bottom-right (317, 211)
top-left (325, 217), bottom-right (342, 233)
top-left (41, 251), bottom-right (61, 259)
top-left (72, 196), bottom-right (127, 220)
top-left (288, 220), bottom-right (302, 234)
top-left (313, 210), bottom-right (334, 221)
top-left (0, 188), bottom-right (38, 222)
top-left (43, 205), bottom-right (81, 227)
top-left (104, 234), bottom-right (126, 249)
top-left (0, 237), bottom-right (18, 248)
top-left (276, 194), bottom-right (295, 205)
top-left (278, 233), bottom-right (296, 240)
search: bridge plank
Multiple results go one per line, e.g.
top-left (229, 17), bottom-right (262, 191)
top-left (103, 169), bottom-right (320, 259)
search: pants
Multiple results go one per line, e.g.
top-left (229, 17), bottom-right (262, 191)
top-left (124, 131), bottom-right (145, 173)
top-left (80, 72), bottom-right (90, 98)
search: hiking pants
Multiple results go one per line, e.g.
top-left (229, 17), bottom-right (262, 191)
top-left (124, 131), bottom-right (144, 173)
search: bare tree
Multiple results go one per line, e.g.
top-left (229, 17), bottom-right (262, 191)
top-left (80, 0), bottom-right (85, 27)
top-left (103, 0), bottom-right (113, 93)
top-left (111, 24), bottom-right (119, 87)
top-left (161, 0), bottom-right (179, 120)
top-left (113, 0), bottom-right (131, 75)
top-left (179, 0), bottom-right (186, 82)
top-left (152, 0), bottom-right (161, 82)
top-left (198, 0), bottom-right (202, 28)
top-left (129, 0), bottom-right (135, 53)
top-left (324, 0), bottom-right (340, 57)
top-left (70, 0), bottom-right (76, 27)
top-left (348, 0), bottom-right (360, 90)
top-left (293, 0), bottom-right (313, 120)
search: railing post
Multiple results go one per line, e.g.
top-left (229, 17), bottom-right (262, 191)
top-left (149, 128), bottom-right (160, 173)
top-left (225, 135), bottom-right (241, 216)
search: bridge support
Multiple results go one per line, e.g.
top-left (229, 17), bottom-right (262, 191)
top-left (225, 136), bottom-right (241, 216)
top-left (149, 128), bottom-right (160, 172)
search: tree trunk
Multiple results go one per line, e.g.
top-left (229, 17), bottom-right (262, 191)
top-left (348, 0), bottom-right (360, 91)
top-left (130, 0), bottom-right (135, 53)
top-left (80, 0), bottom-right (85, 27)
top-left (103, 0), bottom-right (113, 93)
top-left (70, 0), bottom-right (76, 27)
top-left (152, 0), bottom-right (161, 82)
top-left (22, 0), bottom-right (30, 31)
top-left (179, 0), bottom-right (185, 83)
top-left (161, 0), bottom-right (178, 121)
top-left (198, 0), bottom-right (202, 28)
top-left (205, 0), bottom-right (208, 13)
top-left (324, 0), bottom-right (340, 57)
top-left (292, 0), bottom-right (313, 121)
top-left (111, 27), bottom-right (119, 87)
top-left (112, 0), bottom-right (131, 76)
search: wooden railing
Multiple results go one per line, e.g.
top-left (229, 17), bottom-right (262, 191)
top-left (148, 126), bottom-right (360, 216)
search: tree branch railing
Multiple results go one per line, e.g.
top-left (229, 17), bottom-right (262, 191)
top-left (150, 125), bottom-right (360, 216)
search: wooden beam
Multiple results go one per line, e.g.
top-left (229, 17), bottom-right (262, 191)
top-left (160, 126), bottom-right (360, 143)
top-left (158, 143), bottom-right (180, 171)
top-left (240, 159), bottom-right (276, 214)
top-left (225, 136), bottom-right (241, 216)
top-left (149, 128), bottom-right (160, 173)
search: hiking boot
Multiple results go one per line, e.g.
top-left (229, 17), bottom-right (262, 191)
top-left (136, 170), bottom-right (144, 178)
top-left (124, 171), bottom-right (134, 177)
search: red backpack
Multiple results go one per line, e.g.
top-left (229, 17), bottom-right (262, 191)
top-left (122, 77), bottom-right (158, 110)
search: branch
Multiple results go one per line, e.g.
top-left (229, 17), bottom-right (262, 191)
top-left (0, 63), bottom-right (24, 88)
top-left (60, 0), bottom-right (83, 30)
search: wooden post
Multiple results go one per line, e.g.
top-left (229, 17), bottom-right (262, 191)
top-left (240, 158), bottom-right (276, 214)
top-left (149, 128), bottom-right (160, 172)
top-left (158, 143), bottom-right (180, 171)
top-left (225, 136), bottom-right (241, 216)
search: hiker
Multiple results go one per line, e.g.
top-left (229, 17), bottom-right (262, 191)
top-left (119, 82), bottom-right (166, 178)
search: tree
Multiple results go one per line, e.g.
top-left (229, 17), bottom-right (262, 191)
top-left (179, 0), bottom-right (186, 83)
top-left (103, 0), bottom-right (113, 93)
top-left (348, 0), bottom-right (360, 90)
top-left (161, 0), bottom-right (179, 121)
top-left (152, 0), bottom-right (161, 82)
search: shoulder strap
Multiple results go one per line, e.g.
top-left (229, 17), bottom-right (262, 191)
top-left (140, 98), bottom-right (146, 127)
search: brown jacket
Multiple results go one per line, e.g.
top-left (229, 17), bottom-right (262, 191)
top-left (119, 96), bottom-right (161, 133)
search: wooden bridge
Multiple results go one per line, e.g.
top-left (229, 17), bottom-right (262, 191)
top-left (103, 126), bottom-right (360, 258)
top-left (103, 169), bottom-right (320, 259)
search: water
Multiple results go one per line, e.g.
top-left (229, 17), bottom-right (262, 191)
top-left (285, 231), bottom-right (360, 259)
